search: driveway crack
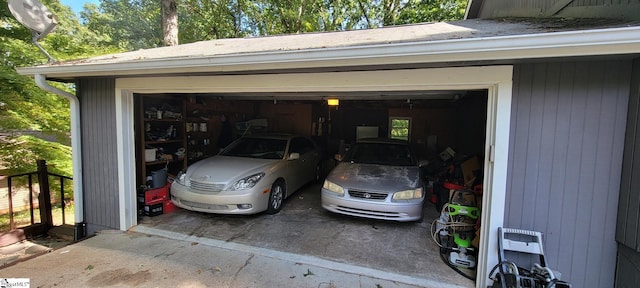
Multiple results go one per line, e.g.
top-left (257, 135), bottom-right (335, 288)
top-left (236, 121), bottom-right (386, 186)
top-left (232, 254), bottom-right (255, 281)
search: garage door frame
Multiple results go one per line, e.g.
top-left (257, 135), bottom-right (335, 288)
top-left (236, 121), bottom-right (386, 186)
top-left (114, 66), bottom-right (513, 287)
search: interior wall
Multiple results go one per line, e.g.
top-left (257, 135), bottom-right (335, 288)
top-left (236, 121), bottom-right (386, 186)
top-left (507, 60), bottom-right (630, 287)
top-left (259, 102), bottom-right (312, 136)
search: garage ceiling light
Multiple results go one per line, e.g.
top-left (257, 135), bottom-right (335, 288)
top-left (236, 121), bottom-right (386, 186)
top-left (327, 99), bottom-right (339, 106)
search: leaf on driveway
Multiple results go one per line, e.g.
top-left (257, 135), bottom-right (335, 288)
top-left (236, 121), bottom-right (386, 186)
top-left (303, 268), bottom-right (314, 277)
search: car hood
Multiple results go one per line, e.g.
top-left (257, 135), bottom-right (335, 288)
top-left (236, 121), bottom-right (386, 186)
top-left (187, 156), bottom-right (276, 183)
top-left (328, 162), bottom-right (421, 192)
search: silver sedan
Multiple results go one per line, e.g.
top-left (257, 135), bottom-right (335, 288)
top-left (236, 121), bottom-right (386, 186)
top-left (321, 138), bottom-right (426, 222)
top-left (171, 134), bottom-right (322, 215)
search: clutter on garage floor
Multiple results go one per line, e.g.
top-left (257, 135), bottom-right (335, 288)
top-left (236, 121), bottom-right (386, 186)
top-left (424, 148), bottom-right (484, 281)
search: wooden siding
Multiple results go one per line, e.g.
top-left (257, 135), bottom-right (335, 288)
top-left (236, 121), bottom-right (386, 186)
top-left (507, 61), bottom-right (630, 287)
top-left (78, 78), bottom-right (120, 234)
top-left (616, 58), bottom-right (640, 287)
top-left (618, 59), bottom-right (640, 250)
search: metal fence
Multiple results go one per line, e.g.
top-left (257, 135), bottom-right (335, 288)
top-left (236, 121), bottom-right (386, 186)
top-left (1, 160), bottom-right (72, 232)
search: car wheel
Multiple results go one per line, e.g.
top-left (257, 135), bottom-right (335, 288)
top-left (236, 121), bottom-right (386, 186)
top-left (267, 180), bottom-right (285, 214)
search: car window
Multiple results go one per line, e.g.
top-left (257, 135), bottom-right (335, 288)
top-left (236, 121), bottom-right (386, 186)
top-left (221, 137), bottom-right (287, 159)
top-left (344, 143), bottom-right (414, 166)
top-left (289, 137), bottom-right (315, 155)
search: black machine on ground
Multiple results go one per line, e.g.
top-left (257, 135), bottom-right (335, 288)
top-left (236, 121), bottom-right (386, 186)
top-left (488, 227), bottom-right (571, 288)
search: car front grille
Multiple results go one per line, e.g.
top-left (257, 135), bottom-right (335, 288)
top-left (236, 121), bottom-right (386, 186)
top-left (348, 190), bottom-right (388, 200)
top-left (335, 206), bottom-right (401, 218)
top-left (190, 180), bottom-right (225, 192)
top-left (180, 200), bottom-right (229, 211)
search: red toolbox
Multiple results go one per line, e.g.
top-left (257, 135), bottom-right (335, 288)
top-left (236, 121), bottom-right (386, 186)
top-left (140, 183), bottom-right (169, 205)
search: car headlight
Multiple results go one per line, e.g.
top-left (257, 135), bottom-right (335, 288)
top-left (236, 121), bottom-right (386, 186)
top-left (230, 173), bottom-right (265, 190)
top-left (175, 170), bottom-right (187, 185)
top-left (392, 188), bottom-right (423, 200)
top-left (323, 180), bottom-right (344, 196)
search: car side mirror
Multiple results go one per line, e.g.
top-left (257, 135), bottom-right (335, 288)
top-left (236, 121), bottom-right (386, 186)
top-left (418, 159), bottom-right (429, 167)
top-left (288, 152), bottom-right (300, 160)
top-left (334, 154), bottom-right (343, 161)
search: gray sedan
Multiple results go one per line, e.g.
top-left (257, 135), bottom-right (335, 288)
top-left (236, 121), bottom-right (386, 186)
top-left (171, 134), bottom-right (322, 215)
top-left (321, 138), bottom-right (426, 222)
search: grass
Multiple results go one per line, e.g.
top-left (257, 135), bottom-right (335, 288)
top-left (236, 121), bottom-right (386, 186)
top-left (0, 204), bottom-right (75, 232)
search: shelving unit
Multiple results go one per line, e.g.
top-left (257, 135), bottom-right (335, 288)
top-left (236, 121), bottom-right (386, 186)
top-left (184, 96), bottom-right (225, 163)
top-left (135, 94), bottom-right (187, 188)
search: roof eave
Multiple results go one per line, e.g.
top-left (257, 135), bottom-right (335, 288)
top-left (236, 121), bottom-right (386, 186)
top-left (16, 26), bottom-right (640, 79)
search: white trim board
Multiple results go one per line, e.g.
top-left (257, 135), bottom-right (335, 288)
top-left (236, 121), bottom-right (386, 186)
top-left (115, 66), bottom-right (513, 288)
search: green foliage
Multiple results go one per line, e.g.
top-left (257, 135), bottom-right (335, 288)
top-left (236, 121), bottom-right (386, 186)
top-left (396, 0), bottom-right (468, 24)
top-left (81, 0), bottom-right (162, 50)
top-left (0, 135), bottom-right (72, 176)
top-left (1, 0), bottom-right (117, 179)
top-left (76, 0), bottom-right (466, 47)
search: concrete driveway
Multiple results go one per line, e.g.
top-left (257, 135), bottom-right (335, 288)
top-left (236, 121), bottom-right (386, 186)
top-left (136, 182), bottom-right (475, 287)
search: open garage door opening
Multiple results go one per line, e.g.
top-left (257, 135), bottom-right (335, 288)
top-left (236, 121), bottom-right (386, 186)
top-left (133, 89), bottom-right (488, 287)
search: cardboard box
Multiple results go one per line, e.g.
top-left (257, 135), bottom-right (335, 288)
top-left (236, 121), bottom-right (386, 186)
top-left (145, 148), bottom-right (157, 162)
top-left (460, 156), bottom-right (481, 187)
top-left (144, 203), bottom-right (163, 216)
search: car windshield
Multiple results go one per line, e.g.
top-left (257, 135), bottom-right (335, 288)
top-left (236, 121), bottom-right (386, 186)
top-left (343, 142), bottom-right (415, 166)
top-left (220, 137), bottom-right (287, 159)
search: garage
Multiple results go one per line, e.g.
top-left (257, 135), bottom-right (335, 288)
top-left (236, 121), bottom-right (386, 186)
top-left (115, 63), bottom-right (510, 287)
top-left (132, 86), bottom-right (488, 285)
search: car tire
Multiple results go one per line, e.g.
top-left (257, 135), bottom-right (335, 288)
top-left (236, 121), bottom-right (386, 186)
top-left (267, 180), bottom-right (285, 214)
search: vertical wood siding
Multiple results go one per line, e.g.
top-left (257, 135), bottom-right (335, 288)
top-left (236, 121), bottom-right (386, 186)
top-left (507, 61), bottom-right (630, 287)
top-left (618, 59), bottom-right (640, 251)
top-left (615, 59), bottom-right (640, 288)
top-left (78, 78), bottom-right (119, 234)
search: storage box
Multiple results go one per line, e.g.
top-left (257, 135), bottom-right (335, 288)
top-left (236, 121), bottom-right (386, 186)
top-left (145, 148), bottom-right (157, 162)
top-left (144, 203), bottom-right (163, 216)
top-left (142, 184), bottom-right (168, 205)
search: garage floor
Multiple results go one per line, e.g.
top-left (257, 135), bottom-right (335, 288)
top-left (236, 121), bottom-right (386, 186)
top-left (138, 182), bottom-right (475, 287)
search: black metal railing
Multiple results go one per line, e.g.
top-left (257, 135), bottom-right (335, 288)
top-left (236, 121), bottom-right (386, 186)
top-left (2, 160), bottom-right (73, 232)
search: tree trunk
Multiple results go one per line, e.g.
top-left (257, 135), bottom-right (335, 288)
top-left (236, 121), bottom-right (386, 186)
top-left (162, 0), bottom-right (179, 46)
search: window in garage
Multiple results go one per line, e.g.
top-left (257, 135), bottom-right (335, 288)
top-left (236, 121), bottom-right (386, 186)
top-left (389, 117), bottom-right (411, 140)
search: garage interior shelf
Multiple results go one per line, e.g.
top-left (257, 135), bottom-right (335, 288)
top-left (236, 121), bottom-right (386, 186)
top-left (136, 94), bottom-right (188, 188)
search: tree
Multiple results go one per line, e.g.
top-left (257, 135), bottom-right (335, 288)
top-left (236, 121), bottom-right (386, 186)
top-left (161, 0), bottom-right (178, 46)
top-left (0, 0), bottom-right (115, 175)
top-left (81, 0), bottom-right (161, 50)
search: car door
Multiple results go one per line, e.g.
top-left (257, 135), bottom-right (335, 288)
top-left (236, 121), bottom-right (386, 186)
top-left (288, 137), bottom-right (318, 190)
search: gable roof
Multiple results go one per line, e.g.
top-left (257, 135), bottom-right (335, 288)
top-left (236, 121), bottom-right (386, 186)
top-left (17, 18), bottom-right (640, 80)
